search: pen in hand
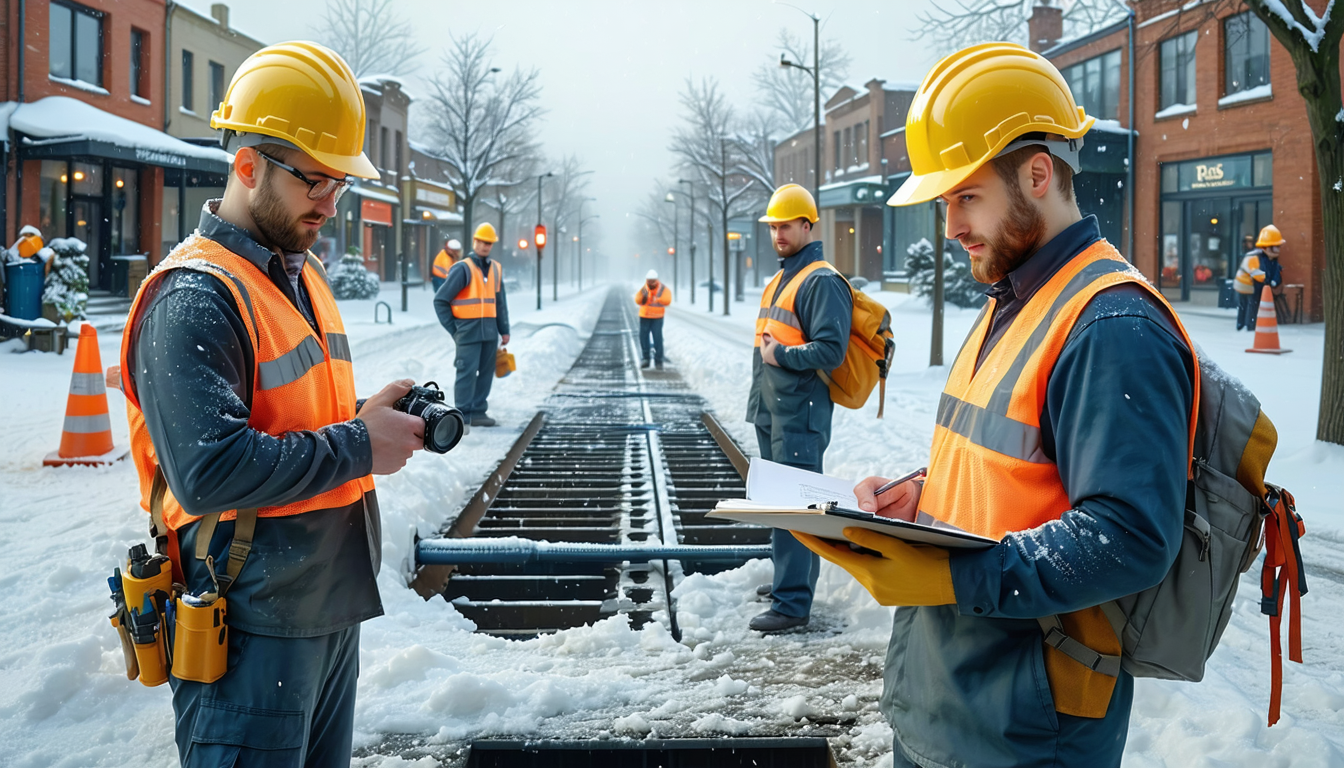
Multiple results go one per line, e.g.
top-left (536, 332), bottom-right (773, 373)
top-left (872, 467), bottom-right (928, 499)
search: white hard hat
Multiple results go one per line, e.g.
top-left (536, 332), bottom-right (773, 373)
top-left (447, 239), bottom-right (462, 250)
top-left (646, 270), bottom-right (658, 280)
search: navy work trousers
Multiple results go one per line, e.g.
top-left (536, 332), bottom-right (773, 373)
top-left (171, 625), bottom-right (360, 767)
top-left (454, 338), bottom-right (498, 417)
top-left (639, 317), bottom-right (665, 364)
top-left (1237, 289), bottom-right (1260, 331)
top-left (755, 424), bottom-right (824, 619)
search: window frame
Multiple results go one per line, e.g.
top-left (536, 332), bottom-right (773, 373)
top-left (1224, 11), bottom-right (1270, 97)
top-left (1158, 30), bottom-right (1198, 111)
top-left (49, 0), bottom-right (105, 87)
top-left (181, 49), bottom-right (195, 111)
top-left (1062, 48), bottom-right (1122, 121)
top-left (208, 60), bottom-right (226, 113)
top-left (130, 28), bottom-right (146, 98)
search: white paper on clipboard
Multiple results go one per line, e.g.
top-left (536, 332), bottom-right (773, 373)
top-left (745, 457), bottom-right (861, 509)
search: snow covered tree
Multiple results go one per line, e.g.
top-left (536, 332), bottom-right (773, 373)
top-left (312, 0), bottom-right (425, 77)
top-left (1241, 0), bottom-right (1344, 444)
top-left (913, 0), bottom-right (1130, 55)
top-left (42, 238), bottom-right (89, 321)
top-left (328, 249), bottom-right (381, 300)
top-left (422, 34), bottom-right (545, 251)
top-left (905, 238), bottom-right (986, 309)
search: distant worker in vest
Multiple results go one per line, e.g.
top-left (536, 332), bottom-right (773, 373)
top-left (795, 44), bottom-right (1197, 767)
top-left (1234, 225), bottom-right (1285, 331)
top-left (635, 269), bottom-right (672, 369)
top-left (431, 238), bottom-right (463, 292)
top-left (434, 222), bottom-right (510, 427)
top-left (747, 183), bottom-right (852, 633)
top-left (120, 42), bottom-right (424, 765)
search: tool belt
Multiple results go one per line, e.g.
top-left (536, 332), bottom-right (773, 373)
top-left (107, 468), bottom-right (255, 687)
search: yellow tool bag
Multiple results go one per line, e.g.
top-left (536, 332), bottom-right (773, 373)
top-left (496, 346), bottom-right (516, 378)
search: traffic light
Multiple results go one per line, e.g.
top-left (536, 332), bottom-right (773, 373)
top-left (535, 224), bottom-right (548, 251)
top-left (518, 238), bottom-right (529, 250)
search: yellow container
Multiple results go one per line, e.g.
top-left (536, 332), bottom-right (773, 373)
top-left (131, 629), bottom-right (169, 687)
top-left (171, 596), bottom-right (228, 684)
top-left (122, 557), bottom-right (172, 621)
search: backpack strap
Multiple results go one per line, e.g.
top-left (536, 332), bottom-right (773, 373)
top-left (1036, 614), bottom-right (1122, 677)
top-left (1261, 483), bottom-right (1307, 726)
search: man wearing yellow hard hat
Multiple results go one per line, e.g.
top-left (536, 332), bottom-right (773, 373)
top-left (434, 221), bottom-right (511, 427)
top-left (1234, 224), bottom-right (1285, 330)
top-left (796, 43), bottom-right (1198, 766)
top-left (748, 182), bottom-right (852, 633)
top-left (119, 41), bottom-right (424, 765)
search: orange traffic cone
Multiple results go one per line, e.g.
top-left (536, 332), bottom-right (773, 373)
top-left (44, 324), bottom-right (129, 466)
top-left (1247, 285), bottom-right (1292, 355)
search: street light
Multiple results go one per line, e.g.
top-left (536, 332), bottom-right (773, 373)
top-left (778, 6), bottom-right (821, 202)
top-left (536, 171), bottom-right (553, 310)
top-left (577, 197), bottom-right (596, 289)
top-left (677, 179), bottom-right (696, 304)
top-left (664, 192), bottom-right (680, 293)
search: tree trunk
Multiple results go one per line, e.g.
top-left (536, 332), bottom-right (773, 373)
top-left (708, 222), bottom-right (715, 313)
top-left (722, 206), bottom-right (731, 316)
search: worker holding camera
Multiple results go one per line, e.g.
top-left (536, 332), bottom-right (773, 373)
top-left (118, 42), bottom-right (424, 766)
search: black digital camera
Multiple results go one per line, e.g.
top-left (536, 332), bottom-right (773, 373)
top-left (393, 381), bottom-right (466, 454)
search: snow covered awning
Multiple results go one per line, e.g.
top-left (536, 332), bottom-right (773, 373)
top-left (6, 97), bottom-right (232, 174)
top-left (414, 206), bottom-right (463, 224)
top-left (818, 175), bottom-right (888, 209)
top-left (350, 184), bottom-right (401, 205)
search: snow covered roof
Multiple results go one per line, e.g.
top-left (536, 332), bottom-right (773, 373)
top-left (359, 74), bottom-right (416, 102)
top-left (4, 97), bottom-right (232, 172)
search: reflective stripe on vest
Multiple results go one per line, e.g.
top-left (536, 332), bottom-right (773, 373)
top-left (755, 260), bottom-right (833, 347)
top-left (120, 234), bottom-right (375, 531)
top-left (637, 283), bottom-right (670, 319)
top-left (450, 258), bottom-right (501, 319)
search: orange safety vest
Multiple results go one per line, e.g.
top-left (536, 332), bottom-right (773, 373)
top-left (120, 235), bottom-right (375, 533)
top-left (1234, 252), bottom-right (1264, 294)
top-left (755, 260), bottom-right (834, 347)
top-left (450, 258), bottom-right (501, 320)
top-left (635, 282), bottom-right (672, 318)
top-left (432, 249), bottom-right (455, 279)
top-left (918, 240), bottom-right (1199, 718)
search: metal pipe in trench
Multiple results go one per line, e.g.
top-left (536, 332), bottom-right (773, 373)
top-left (416, 539), bottom-right (771, 565)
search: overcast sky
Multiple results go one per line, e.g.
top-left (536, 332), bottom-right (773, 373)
top-left (179, 0), bottom-right (947, 257)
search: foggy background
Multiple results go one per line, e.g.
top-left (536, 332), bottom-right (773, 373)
top-left (171, 0), bottom-right (945, 260)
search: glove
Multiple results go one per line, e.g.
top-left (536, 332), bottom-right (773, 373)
top-left (795, 528), bottom-right (956, 607)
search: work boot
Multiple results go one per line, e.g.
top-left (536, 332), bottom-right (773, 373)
top-left (755, 583), bottom-right (772, 597)
top-left (641, 359), bottom-right (651, 369)
top-left (470, 415), bottom-right (497, 427)
top-left (749, 609), bottom-right (808, 633)
top-left (655, 360), bottom-right (664, 370)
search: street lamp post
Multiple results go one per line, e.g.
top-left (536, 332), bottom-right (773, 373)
top-left (678, 179), bottom-right (695, 305)
top-left (577, 197), bottom-right (595, 289)
top-left (779, 8), bottom-right (821, 202)
top-left (664, 192), bottom-right (678, 292)
top-left (535, 171), bottom-right (553, 310)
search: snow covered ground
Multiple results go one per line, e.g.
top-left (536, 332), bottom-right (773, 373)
top-left (1, 277), bottom-right (1341, 767)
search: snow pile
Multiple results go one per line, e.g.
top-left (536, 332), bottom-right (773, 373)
top-left (329, 251), bottom-right (383, 300)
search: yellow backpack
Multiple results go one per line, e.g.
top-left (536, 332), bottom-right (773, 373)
top-left (818, 273), bottom-right (895, 416)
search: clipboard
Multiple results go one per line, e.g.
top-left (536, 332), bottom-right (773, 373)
top-left (708, 499), bottom-right (997, 550)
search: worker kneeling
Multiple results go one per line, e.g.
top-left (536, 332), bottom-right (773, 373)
top-left (798, 43), bottom-right (1198, 767)
top-left (635, 269), bottom-right (671, 368)
top-left (120, 42), bottom-right (424, 766)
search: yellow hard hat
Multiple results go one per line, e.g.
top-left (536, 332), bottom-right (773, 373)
top-left (1256, 224), bottom-right (1285, 248)
top-left (759, 183), bottom-right (819, 224)
top-left (211, 41), bottom-right (378, 179)
top-left (473, 223), bottom-right (500, 243)
top-left (888, 42), bottom-right (1094, 207)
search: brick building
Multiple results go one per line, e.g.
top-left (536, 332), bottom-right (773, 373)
top-left (1036, 0), bottom-right (1325, 320)
top-left (3, 0), bottom-right (232, 298)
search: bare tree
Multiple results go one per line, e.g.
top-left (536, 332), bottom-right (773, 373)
top-left (313, 0), bottom-right (426, 77)
top-left (423, 34), bottom-right (545, 250)
top-left (1243, 0), bottom-right (1344, 444)
top-left (913, 0), bottom-right (1129, 53)
top-left (671, 77), bottom-right (758, 315)
top-left (753, 28), bottom-right (852, 135)
top-left (478, 149), bottom-right (539, 264)
top-left (542, 155), bottom-right (593, 297)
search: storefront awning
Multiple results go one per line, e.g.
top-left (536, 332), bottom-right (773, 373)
top-left (5, 96), bottom-right (231, 174)
top-left (818, 175), bottom-right (888, 209)
top-left (414, 206), bottom-right (463, 224)
top-left (350, 184), bottom-right (401, 205)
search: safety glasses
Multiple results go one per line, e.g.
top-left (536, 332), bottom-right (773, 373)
top-left (256, 151), bottom-right (354, 203)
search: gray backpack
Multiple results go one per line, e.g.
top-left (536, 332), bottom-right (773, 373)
top-left (1037, 350), bottom-right (1305, 716)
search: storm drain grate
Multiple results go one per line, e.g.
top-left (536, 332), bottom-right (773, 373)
top-left (464, 738), bottom-right (836, 768)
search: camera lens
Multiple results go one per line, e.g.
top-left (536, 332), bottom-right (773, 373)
top-left (421, 403), bottom-right (465, 454)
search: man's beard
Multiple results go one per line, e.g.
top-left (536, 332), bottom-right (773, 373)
top-left (969, 183), bottom-right (1046, 283)
top-left (250, 174), bottom-right (321, 253)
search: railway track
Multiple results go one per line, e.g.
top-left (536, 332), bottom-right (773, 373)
top-left (413, 288), bottom-right (770, 639)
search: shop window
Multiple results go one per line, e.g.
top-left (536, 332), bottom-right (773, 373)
top-left (209, 61), bottom-right (226, 112)
top-left (130, 29), bottom-right (147, 98)
top-left (111, 168), bottom-right (140, 255)
top-left (1063, 50), bottom-right (1121, 120)
top-left (49, 1), bottom-right (104, 86)
top-left (1225, 12), bottom-right (1270, 96)
top-left (833, 131), bottom-right (841, 170)
top-left (1160, 200), bottom-right (1181, 291)
top-left (1253, 151), bottom-right (1273, 186)
top-left (1159, 30), bottom-right (1198, 110)
top-left (182, 50), bottom-right (195, 111)
top-left (39, 161), bottom-right (70, 240)
top-left (72, 162), bottom-right (102, 196)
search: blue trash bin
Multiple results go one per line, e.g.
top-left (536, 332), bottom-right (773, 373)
top-left (3, 261), bottom-right (44, 321)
